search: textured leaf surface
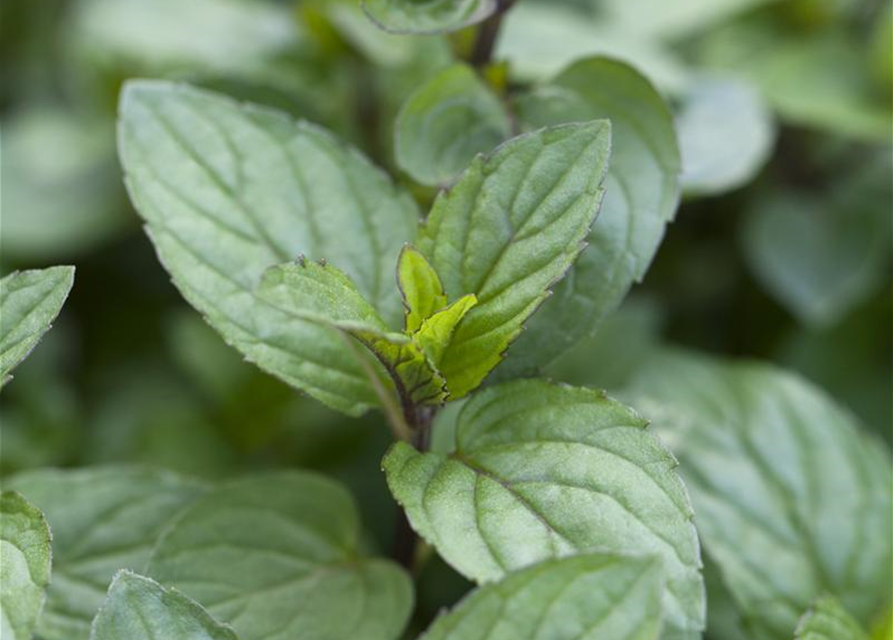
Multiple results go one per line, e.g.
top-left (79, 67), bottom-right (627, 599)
top-left (742, 190), bottom-right (889, 327)
top-left (419, 554), bottom-right (665, 640)
top-left (677, 78), bottom-right (775, 197)
top-left (8, 467), bottom-right (206, 640)
top-left (118, 80), bottom-right (418, 415)
top-left (504, 58), bottom-right (678, 375)
top-left (627, 350), bottom-right (892, 638)
top-left (362, 0), bottom-right (497, 34)
top-left (90, 571), bottom-right (239, 640)
top-left (384, 379), bottom-right (704, 640)
top-left (395, 64), bottom-right (510, 186)
top-left (0, 491), bottom-right (51, 640)
top-left (417, 121), bottom-right (611, 398)
top-left (147, 472), bottom-right (413, 640)
top-left (794, 596), bottom-right (869, 640)
top-left (0, 266), bottom-right (75, 388)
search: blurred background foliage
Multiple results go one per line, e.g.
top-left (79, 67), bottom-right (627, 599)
top-left (1, 0), bottom-right (890, 630)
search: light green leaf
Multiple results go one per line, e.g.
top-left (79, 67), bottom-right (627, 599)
top-left (118, 80), bottom-right (419, 415)
top-left (677, 77), bottom-right (775, 197)
top-left (795, 596), bottom-right (869, 640)
top-left (626, 350), bottom-right (892, 638)
top-left (0, 491), bottom-right (51, 640)
top-left (0, 266), bottom-right (75, 389)
top-left (418, 121), bottom-right (611, 398)
top-left (742, 189), bottom-right (889, 327)
top-left (419, 554), bottom-right (665, 640)
top-left (8, 466), bottom-right (207, 640)
top-left (398, 245), bottom-right (448, 333)
top-left (147, 472), bottom-right (413, 640)
top-left (395, 64), bottom-right (511, 186)
top-left (362, 0), bottom-right (497, 34)
top-left (383, 379), bottom-right (704, 640)
top-left (90, 571), bottom-right (239, 640)
top-left (414, 294), bottom-right (477, 369)
top-left (503, 57), bottom-right (679, 375)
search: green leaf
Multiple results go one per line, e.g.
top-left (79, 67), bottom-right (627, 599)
top-left (419, 554), bottom-right (665, 640)
top-left (742, 189), bottom-right (889, 327)
top-left (626, 350), bottom-right (892, 638)
top-left (383, 379), bottom-right (705, 640)
top-left (398, 245), bottom-right (448, 333)
top-left (90, 571), bottom-right (239, 640)
top-left (677, 78), bottom-right (775, 197)
top-left (503, 57), bottom-right (679, 375)
top-left (417, 121), bottom-right (611, 398)
top-left (0, 266), bottom-right (75, 389)
top-left (8, 466), bottom-right (207, 640)
top-left (0, 491), bottom-right (51, 640)
top-left (118, 80), bottom-right (419, 415)
top-left (414, 294), bottom-right (477, 369)
top-left (394, 64), bottom-right (511, 186)
top-left (147, 471), bottom-right (413, 640)
top-left (362, 0), bottom-right (497, 34)
top-left (795, 596), bottom-right (869, 640)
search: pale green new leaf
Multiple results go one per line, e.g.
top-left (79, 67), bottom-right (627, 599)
top-left (0, 491), bottom-right (51, 640)
top-left (383, 379), bottom-right (704, 640)
top-left (90, 571), bottom-right (239, 640)
top-left (794, 596), bottom-right (869, 640)
top-left (398, 245), bottom-right (448, 333)
top-left (503, 57), bottom-right (678, 375)
top-left (395, 64), bottom-right (511, 186)
top-left (414, 294), bottom-right (477, 369)
top-left (118, 80), bottom-right (419, 415)
top-left (419, 554), bottom-right (665, 640)
top-left (626, 350), bottom-right (892, 638)
top-left (362, 0), bottom-right (497, 34)
top-left (677, 78), bottom-right (775, 197)
top-left (417, 121), bottom-right (611, 398)
top-left (147, 472), bottom-right (413, 640)
top-left (8, 467), bottom-right (206, 640)
top-left (0, 266), bottom-right (75, 389)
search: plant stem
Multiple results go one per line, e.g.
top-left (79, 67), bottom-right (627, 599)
top-left (391, 406), bottom-right (434, 571)
top-left (470, 0), bottom-right (518, 68)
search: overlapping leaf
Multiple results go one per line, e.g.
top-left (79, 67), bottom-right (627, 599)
top-left (362, 0), bottom-right (497, 34)
top-left (626, 350), bottom-right (892, 638)
top-left (502, 57), bottom-right (678, 375)
top-left (417, 121), bottom-right (611, 398)
top-left (90, 571), bottom-right (239, 640)
top-left (118, 80), bottom-right (419, 415)
top-left (147, 472), bottom-right (413, 640)
top-left (8, 467), bottom-right (206, 640)
top-left (794, 596), bottom-right (868, 640)
top-left (384, 379), bottom-right (704, 640)
top-left (419, 554), bottom-right (665, 640)
top-left (0, 492), bottom-right (51, 640)
top-left (0, 266), bottom-right (75, 388)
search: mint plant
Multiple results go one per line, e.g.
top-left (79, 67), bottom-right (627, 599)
top-left (2, 1), bottom-right (891, 640)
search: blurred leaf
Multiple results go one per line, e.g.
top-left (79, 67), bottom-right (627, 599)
top-left (394, 64), bottom-right (511, 186)
top-left (8, 467), bottom-right (206, 640)
top-left (742, 189), bottom-right (889, 327)
top-left (504, 58), bottom-right (679, 375)
top-left (384, 379), bottom-right (704, 640)
top-left (418, 554), bottom-right (665, 640)
top-left (795, 596), bottom-right (869, 640)
top-left (0, 491), bottom-right (51, 640)
top-left (698, 24), bottom-right (891, 141)
top-left (418, 121), bottom-right (611, 398)
top-left (0, 109), bottom-right (125, 260)
top-left (497, 3), bottom-right (690, 91)
top-left (118, 80), bottom-right (420, 415)
top-left (0, 266), bottom-right (74, 388)
top-left (90, 571), bottom-right (239, 640)
top-left (147, 472), bottom-right (413, 640)
top-left (677, 77), bottom-right (775, 197)
top-left (626, 349), bottom-right (892, 638)
top-left (362, 0), bottom-right (497, 34)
